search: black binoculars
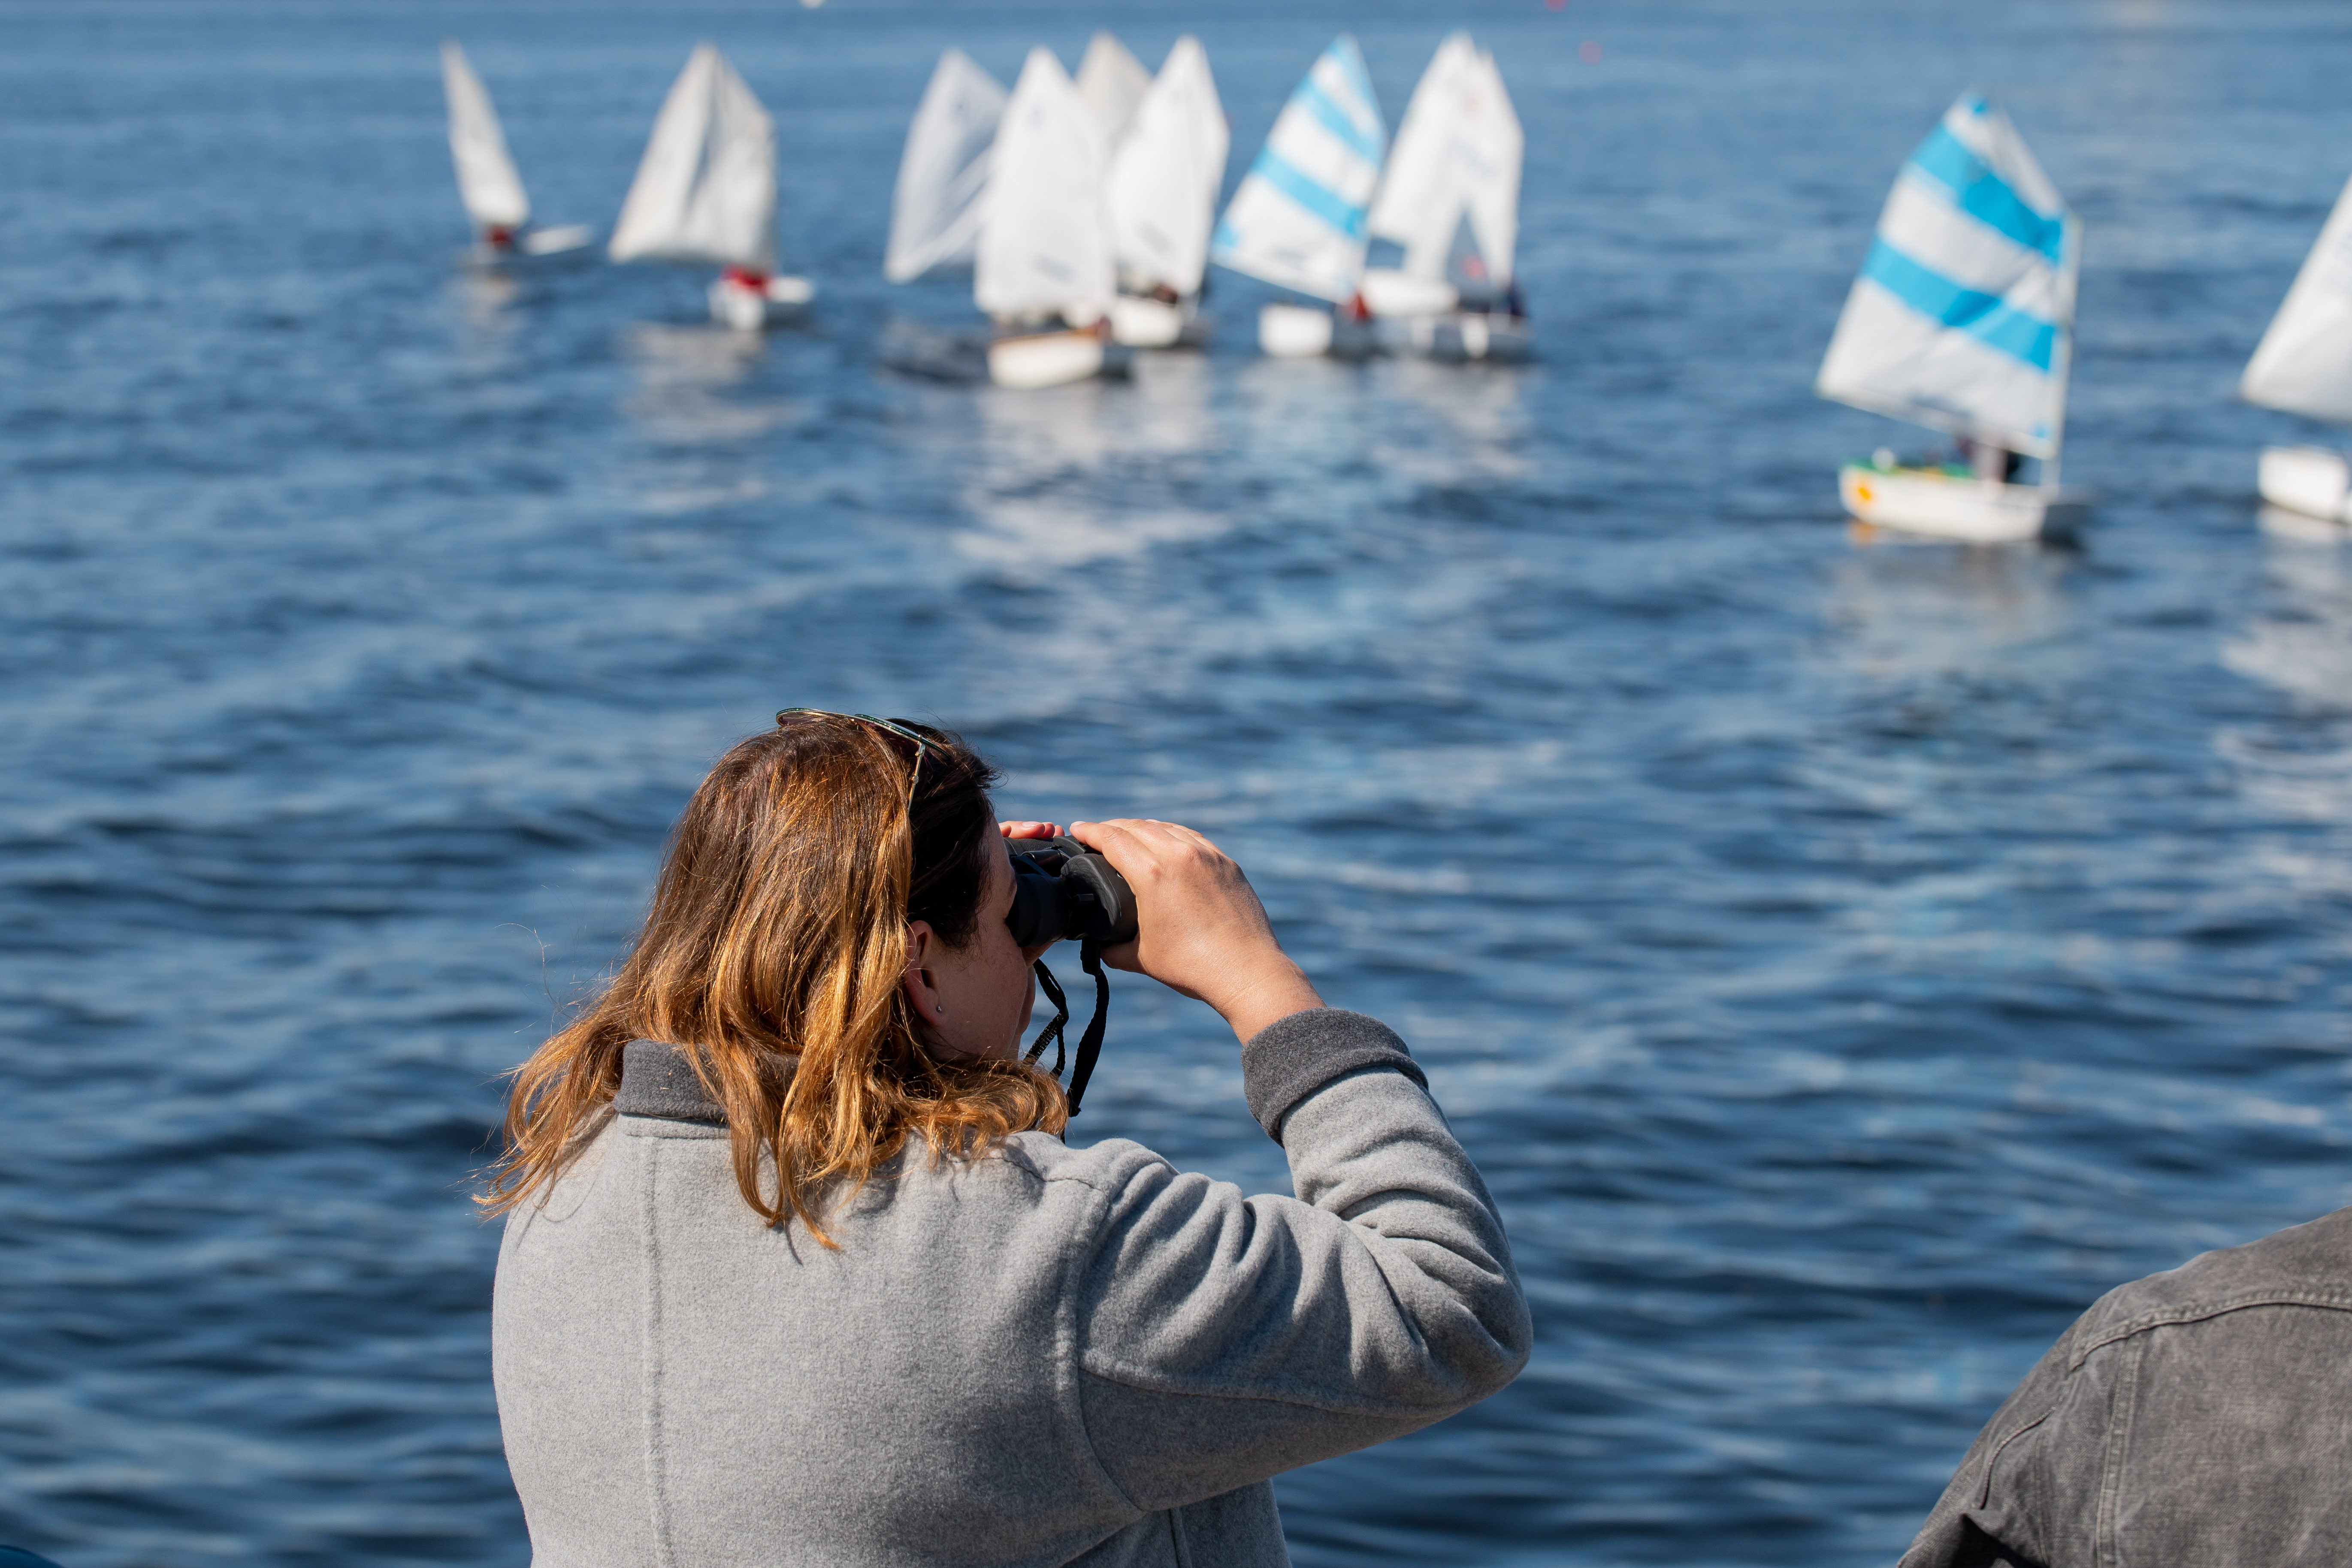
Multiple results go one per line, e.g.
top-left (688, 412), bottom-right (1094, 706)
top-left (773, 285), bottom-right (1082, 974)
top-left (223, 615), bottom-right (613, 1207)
top-left (1005, 837), bottom-right (1138, 949)
top-left (1004, 836), bottom-right (1135, 1116)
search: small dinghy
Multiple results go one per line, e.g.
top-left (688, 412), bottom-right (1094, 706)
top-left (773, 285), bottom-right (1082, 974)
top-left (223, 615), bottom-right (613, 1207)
top-left (1816, 94), bottom-right (2087, 543)
top-left (1361, 33), bottom-right (1529, 362)
top-left (440, 42), bottom-right (592, 264)
top-left (609, 44), bottom-right (814, 331)
top-left (884, 48), bottom-right (1008, 285)
top-left (2241, 164), bottom-right (2352, 525)
top-left (1209, 36), bottom-right (1388, 359)
top-left (1103, 36), bottom-right (1228, 348)
top-left (974, 48), bottom-right (1129, 390)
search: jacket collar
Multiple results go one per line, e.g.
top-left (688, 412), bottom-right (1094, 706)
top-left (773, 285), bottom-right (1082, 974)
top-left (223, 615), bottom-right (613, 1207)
top-left (616, 1039), bottom-right (729, 1124)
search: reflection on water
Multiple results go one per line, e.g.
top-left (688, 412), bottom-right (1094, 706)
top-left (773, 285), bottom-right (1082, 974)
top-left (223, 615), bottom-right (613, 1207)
top-left (1376, 356), bottom-right (1535, 486)
top-left (2217, 521), bottom-right (2352, 823)
top-left (2224, 521), bottom-right (2352, 710)
top-left (618, 325), bottom-right (802, 513)
top-left (956, 350), bottom-right (1229, 571)
top-left (1825, 538), bottom-right (2076, 686)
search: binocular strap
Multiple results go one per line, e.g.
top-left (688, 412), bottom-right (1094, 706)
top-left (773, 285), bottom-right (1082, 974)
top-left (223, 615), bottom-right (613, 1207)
top-left (1023, 941), bottom-right (1112, 1118)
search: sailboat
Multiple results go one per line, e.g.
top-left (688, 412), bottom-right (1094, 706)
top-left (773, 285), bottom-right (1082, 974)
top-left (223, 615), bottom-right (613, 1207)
top-left (1360, 33), bottom-right (1529, 362)
top-left (1817, 94), bottom-right (2087, 543)
top-left (1074, 33), bottom-right (1151, 148)
top-left (884, 49), bottom-right (1008, 284)
top-left (974, 48), bottom-right (1129, 390)
top-left (1102, 36), bottom-right (1229, 348)
top-left (440, 43), bottom-right (591, 263)
top-left (608, 44), bottom-right (815, 332)
top-left (2241, 165), bottom-right (2352, 524)
top-left (1209, 36), bottom-right (1388, 359)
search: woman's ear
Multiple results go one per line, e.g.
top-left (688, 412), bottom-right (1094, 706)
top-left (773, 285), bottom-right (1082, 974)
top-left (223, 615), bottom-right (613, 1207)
top-left (903, 921), bottom-right (945, 1020)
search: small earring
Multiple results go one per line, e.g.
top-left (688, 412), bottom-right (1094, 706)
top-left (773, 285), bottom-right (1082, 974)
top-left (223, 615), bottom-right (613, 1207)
top-left (935, 1003), bottom-right (945, 1013)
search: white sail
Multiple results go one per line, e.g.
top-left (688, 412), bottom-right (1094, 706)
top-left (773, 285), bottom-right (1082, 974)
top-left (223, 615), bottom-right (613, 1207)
top-left (608, 44), bottom-right (777, 273)
top-left (1075, 32), bottom-right (1151, 147)
top-left (441, 42), bottom-right (529, 232)
top-left (1817, 94), bottom-right (2077, 459)
top-left (883, 49), bottom-right (1007, 284)
top-left (1366, 34), bottom-right (1523, 286)
top-left (2243, 168), bottom-right (2352, 423)
top-left (975, 48), bottom-right (1115, 322)
top-left (1210, 36), bottom-right (1386, 303)
top-left (1104, 36), bottom-right (1229, 297)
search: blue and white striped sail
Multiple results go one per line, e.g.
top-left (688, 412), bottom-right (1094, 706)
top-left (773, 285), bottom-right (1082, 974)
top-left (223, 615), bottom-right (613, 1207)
top-left (1209, 36), bottom-right (1385, 303)
top-left (1817, 95), bottom-right (2078, 459)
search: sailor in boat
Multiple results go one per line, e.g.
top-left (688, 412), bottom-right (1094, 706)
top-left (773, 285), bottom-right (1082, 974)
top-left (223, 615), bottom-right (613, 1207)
top-left (1211, 36), bottom-right (1388, 359)
top-left (1102, 36), bottom-right (1228, 349)
top-left (608, 44), bottom-right (815, 332)
top-left (2241, 157), bottom-right (2352, 524)
top-left (1358, 33), bottom-right (1530, 363)
top-left (973, 47), bottom-right (1132, 389)
top-left (441, 42), bottom-right (593, 267)
top-left (1817, 94), bottom-right (2087, 544)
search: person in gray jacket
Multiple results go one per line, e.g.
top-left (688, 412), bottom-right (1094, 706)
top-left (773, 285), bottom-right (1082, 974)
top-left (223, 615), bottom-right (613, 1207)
top-left (1899, 1205), bottom-right (2352, 1567)
top-left (486, 712), bottom-right (1531, 1567)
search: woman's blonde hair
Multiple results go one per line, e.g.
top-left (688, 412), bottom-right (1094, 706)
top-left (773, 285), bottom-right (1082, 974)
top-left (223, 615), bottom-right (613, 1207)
top-left (481, 714), bottom-right (1067, 1243)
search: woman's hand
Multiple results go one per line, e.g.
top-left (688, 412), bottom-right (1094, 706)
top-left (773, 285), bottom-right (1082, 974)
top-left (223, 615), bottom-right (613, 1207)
top-left (1000, 820), bottom-right (1062, 841)
top-left (1065, 818), bottom-right (1324, 1045)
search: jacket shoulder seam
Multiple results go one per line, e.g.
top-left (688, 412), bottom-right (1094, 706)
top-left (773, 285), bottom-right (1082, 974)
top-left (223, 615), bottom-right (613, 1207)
top-left (2069, 1290), bottom-right (2352, 1369)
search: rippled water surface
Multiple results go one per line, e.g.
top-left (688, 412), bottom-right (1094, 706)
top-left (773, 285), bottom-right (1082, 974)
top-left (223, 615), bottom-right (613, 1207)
top-left (9, 1), bottom-right (2352, 1562)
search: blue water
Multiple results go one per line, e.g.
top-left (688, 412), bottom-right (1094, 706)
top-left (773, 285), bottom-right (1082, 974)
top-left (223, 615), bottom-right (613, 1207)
top-left (7, 0), bottom-right (2352, 1562)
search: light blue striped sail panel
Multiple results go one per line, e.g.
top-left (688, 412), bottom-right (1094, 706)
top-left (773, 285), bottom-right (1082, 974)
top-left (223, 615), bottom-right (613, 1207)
top-left (1816, 93), bottom-right (2078, 457)
top-left (1209, 36), bottom-right (1386, 302)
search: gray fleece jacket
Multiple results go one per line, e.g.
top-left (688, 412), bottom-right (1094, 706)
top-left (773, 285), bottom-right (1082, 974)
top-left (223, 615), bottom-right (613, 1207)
top-left (492, 1008), bottom-right (1530, 1567)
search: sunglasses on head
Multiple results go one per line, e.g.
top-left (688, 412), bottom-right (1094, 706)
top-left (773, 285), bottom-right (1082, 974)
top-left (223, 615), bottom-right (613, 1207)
top-left (775, 709), bottom-right (936, 796)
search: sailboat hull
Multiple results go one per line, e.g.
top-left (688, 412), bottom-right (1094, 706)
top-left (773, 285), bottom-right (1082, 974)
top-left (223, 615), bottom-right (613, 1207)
top-left (459, 226), bottom-right (596, 272)
top-left (1258, 304), bottom-right (1379, 360)
top-left (708, 274), bottom-right (817, 331)
top-left (1259, 303), bottom-right (1332, 358)
top-left (1395, 311), bottom-right (1534, 363)
top-left (1360, 268), bottom-right (1459, 318)
top-left (1109, 295), bottom-right (1189, 348)
top-left (986, 329), bottom-right (1133, 390)
top-left (1838, 462), bottom-right (2088, 543)
top-left (2256, 445), bottom-right (2352, 523)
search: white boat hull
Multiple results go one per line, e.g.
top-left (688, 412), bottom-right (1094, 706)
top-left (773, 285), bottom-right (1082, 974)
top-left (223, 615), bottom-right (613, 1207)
top-left (1393, 311), bottom-right (1533, 363)
top-left (2257, 445), bottom-right (2352, 523)
top-left (1259, 303), bottom-right (1333, 358)
top-left (986, 328), bottom-right (1133, 390)
top-left (1109, 295), bottom-right (1191, 348)
top-left (1838, 463), bottom-right (2089, 543)
top-left (1359, 267), bottom-right (1459, 318)
top-left (520, 224), bottom-right (594, 257)
top-left (460, 224), bottom-right (596, 271)
top-left (708, 273), bottom-right (817, 330)
top-left (1258, 303), bottom-right (1379, 360)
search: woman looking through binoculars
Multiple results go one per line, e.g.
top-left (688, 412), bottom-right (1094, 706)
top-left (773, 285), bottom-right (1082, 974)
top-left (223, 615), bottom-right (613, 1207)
top-left (486, 711), bottom-right (1529, 1566)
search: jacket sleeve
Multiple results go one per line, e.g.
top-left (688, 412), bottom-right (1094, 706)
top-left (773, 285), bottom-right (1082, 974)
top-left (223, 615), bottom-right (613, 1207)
top-left (1899, 1305), bottom-right (2112, 1568)
top-left (1069, 1008), bottom-right (1532, 1512)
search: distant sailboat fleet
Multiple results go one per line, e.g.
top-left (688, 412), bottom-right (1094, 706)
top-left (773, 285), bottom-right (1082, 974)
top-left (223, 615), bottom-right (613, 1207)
top-left (438, 37), bottom-right (2352, 538)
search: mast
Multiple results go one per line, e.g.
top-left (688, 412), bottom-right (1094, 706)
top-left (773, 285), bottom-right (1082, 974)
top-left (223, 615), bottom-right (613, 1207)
top-left (2042, 214), bottom-right (2081, 493)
